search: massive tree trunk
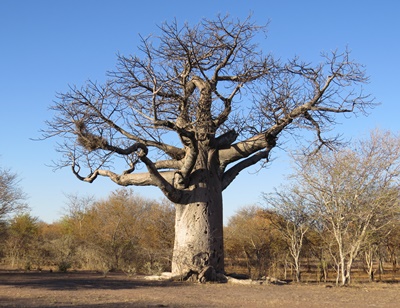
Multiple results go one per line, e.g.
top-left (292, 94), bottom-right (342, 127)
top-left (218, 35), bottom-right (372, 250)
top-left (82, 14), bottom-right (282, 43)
top-left (171, 148), bottom-right (224, 278)
top-left (172, 195), bottom-right (224, 277)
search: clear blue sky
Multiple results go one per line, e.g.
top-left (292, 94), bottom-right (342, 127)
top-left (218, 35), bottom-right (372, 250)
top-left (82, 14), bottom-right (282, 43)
top-left (1, 0), bottom-right (399, 224)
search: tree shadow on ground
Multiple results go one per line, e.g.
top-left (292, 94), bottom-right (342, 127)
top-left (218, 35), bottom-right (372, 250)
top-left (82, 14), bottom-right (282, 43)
top-left (0, 271), bottom-right (184, 291)
top-left (0, 297), bottom-right (176, 308)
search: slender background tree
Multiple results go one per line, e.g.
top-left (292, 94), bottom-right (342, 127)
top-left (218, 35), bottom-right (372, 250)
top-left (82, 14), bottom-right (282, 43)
top-left (292, 130), bottom-right (400, 285)
top-left (0, 165), bottom-right (27, 222)
top-left (264, 186), bottom-right (311, 282)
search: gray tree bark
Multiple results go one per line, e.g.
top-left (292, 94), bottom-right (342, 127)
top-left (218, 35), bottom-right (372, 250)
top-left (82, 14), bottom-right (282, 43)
top-left (172, 148), bottom-right (224, 277)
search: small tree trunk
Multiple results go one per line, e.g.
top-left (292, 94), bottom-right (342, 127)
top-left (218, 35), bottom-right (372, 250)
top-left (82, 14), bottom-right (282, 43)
top-left (379, 258), bottom-right (385, 274)
top-left (335, 263), bottom-right (340, 286)
top-left (344, 266), bottom-right (351, 285)
top-left (294, 258), bottom-right (301, 282)
top-left (320, 259), bottom-right (328, 282)
top-left (392, 255), bottom-right (397, 280)
top-left (365, 250), bottom-right (375, 282)
top-left (340, 259), bottom-right (346, 285)
top-left (283, 256), bottom-right (288, 280)
top-left (342, 259), bottom-right (354, 285)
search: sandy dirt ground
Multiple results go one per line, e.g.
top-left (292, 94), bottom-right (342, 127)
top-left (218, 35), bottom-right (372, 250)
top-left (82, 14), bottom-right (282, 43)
top-left (0, 271), bottom-right (399, 307)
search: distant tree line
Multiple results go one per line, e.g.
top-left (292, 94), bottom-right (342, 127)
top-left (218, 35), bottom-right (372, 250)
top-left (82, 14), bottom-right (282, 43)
top-left (0, 189), bottom-right (175, 276)
top-left (1, 130), bottom-right (400, 286)
top-left (225, 130), bottom-right (400, 285)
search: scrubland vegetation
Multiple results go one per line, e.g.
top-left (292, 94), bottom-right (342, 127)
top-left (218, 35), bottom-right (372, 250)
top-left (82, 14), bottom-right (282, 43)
top-left (1, 192), bottom-right (399, 286)
top-left (0, 189), bottom-right (175, 276)
top-left (1, 130), bottom-right (400, 287)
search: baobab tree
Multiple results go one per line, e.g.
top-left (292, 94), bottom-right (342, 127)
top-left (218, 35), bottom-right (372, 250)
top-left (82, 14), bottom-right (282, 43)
top-left (43, 15), bottom-right (374, 280)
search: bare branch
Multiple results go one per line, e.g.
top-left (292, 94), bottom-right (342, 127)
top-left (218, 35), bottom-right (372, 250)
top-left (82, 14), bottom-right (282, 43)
top-left (222, 149), bottom-right (271, 190)
top-left (43, 15), bottom-right (376, 202)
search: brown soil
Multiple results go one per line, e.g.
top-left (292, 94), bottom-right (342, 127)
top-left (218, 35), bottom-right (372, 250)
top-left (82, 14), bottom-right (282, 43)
top-left (0, 271), bottom-right (399, 307)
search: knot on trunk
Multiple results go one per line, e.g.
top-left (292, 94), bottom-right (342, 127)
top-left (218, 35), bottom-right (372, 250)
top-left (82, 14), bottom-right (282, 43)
top-left (192, 251), bottom-right (209, 268)
top-left (173, 172), bottom-right (186, 189)
top-left (265, 132), bottom-right (277, 148)
top-left (184, 266), bottom-right (226, 283)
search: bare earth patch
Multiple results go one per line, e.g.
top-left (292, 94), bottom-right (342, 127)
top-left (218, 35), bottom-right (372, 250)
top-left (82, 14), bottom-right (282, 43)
top-left (0, 271), bottom-right (399, 307)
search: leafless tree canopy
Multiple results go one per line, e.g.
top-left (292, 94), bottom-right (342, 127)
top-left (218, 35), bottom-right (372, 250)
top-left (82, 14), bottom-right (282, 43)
top-left (289, 130), bottom-right (400, 285)
top-left (43, 15), bottom-right (374, 202)
top-left (0, 167), bottom-right (26, 219)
